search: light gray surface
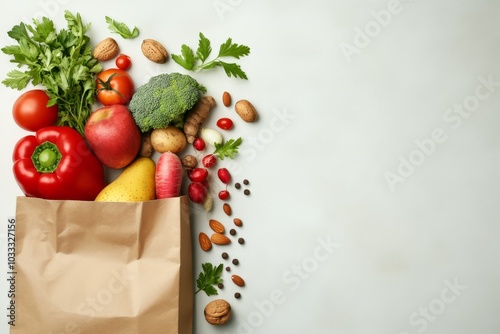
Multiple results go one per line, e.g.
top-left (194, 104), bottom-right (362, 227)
top-left (1, 1), bottom-right (500, 333)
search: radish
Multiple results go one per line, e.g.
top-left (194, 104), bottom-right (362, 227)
top-left (218, 190), bottom-right (230, 200)
top-left (155, 152), bottom-right (183, 199)
top-left (202, 154), bottom-right (217, 168)
top-left (188, 182), bottom-right (207, 203)
top-left (193, 137), bottom-right (205, 151)
top-left (217, 168), bottom-right (231, 184)
top-left (188, 167), bottom-right (209, 183)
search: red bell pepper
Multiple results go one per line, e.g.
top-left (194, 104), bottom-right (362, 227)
top-left (12, 126), bottom-right (106, 201)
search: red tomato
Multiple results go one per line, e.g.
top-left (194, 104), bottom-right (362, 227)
top-left (12, 89), bottom-right (58, 131)
top-left (115, 54), bottom-right (132, 71)
top-left (216, 117), bottom-right (233, 130)
top-left (96, 68), bottom-right (134, 105)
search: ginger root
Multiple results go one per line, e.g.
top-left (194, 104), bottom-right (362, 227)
top-left (183, 95), bottom-right (216, 143)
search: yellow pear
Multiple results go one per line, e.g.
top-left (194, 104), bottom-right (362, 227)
top-left (95, 157), bottom-right (156, 202)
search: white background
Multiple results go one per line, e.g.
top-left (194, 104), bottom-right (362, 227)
top-left (1, 0), bottom-right (500, 333)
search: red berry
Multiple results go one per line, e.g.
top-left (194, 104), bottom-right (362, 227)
top-left (217, 168), bottom-right (231, 184)
top-left (202, 154), bottom-right (217, 168)
top-left (218, 190), bottom-right (230, 200)
top-left (193, 137), bottom-right (205, 151)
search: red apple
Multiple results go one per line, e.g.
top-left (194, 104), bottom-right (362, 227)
top-left (84, 105), bottom-right (141, 169)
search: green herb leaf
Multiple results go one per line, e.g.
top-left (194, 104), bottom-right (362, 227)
top-left (105, 16), bottom-right (139, 39)
top-left (172, 32), bottom-right (250, 79)
top-left (218, 37), bottom-right (251, 59)
top-left (1, 70), bottom-right (31, 90)
top-left (171, 44), bottom-right (196, 70)
top-left (195, 263), bottom-right (223, 296)
top-left (214, 137), bottom-right (243, 160)
top-left (196, 32), bottom-right (212, 62)
top-left (218, 61), bottom-right (248, 80)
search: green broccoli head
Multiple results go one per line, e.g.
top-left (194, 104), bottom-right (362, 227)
top-left (129, 72), bottom-right (206, 132)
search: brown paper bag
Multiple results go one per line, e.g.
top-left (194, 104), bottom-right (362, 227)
top-left (12, 196), bottom-right (193, 334)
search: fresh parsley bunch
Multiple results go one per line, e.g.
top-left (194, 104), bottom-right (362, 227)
top-left (172, 33), bottom-right (251, 79)
top-left (1, 11), bottom-right (102, 136)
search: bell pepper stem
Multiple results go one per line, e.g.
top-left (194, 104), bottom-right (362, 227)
top-left (32, 141), bottom-right (62, 173)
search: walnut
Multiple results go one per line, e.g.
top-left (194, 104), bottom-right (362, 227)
top-left (204, 299), bottom-right (231, 325)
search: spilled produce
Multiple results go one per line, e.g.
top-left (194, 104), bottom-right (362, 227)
top-left (3, 9), bottom-right (258, 332)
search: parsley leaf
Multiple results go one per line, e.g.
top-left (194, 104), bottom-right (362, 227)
top-left (105, 16), bottom-right (139, 39)
top-left (2, 70), bottom-right (30, 90)
top-left (172, 32), bottom-right (250, 79)
top-left (195, 263), bottom-right (223, 296)
top-left (171, 45), bottom-right (196, 70)
top-left (196, 32), bottom-right (212, 62)
top-left (219, 61), bottom-right (248, 80)
top-left (218, 37), bottom-right (250, 59)
top-left (214, 137), bottom-right (243, 160)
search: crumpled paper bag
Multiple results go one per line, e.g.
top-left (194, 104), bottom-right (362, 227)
top-left (12, 196), bottom-right (193, 334)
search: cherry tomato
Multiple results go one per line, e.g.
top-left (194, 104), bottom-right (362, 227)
top-left (193, 137), bottom-right (205, 151)
top-left (12, 89), bottom-right (58, 132)
top-left (115, 54), bottom-right (132, 71)
top-left (216, 117), bottom-right (234, 130)
top-left (96, 68), bottom-right (134, 105)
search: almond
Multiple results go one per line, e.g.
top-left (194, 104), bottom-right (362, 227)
top-left (93, 37), bottom-right (119, 61)
top-left (233, 218), bottom-right (243, 227)
top-left (211, 233), bottom-right (231, 245)
top-left (231, 274), bottom-right (245, 287)
top-left (235, 99), bottom-right (258, 123)
top-left (222, 91), bottom-right (231, 107)
top-left (209, 219), bottom-right (225, 234)
top-left (223, 203), bottom-right (232, 216)
top-left (141, 39), bottom-right (168, 63)
top-left (199, 232), bottom-right (212, 252)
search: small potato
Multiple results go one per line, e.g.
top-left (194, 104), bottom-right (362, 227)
top-left (182, 154), bottom-right (198, 170)
top-left (151, 126), bottom-right (187, 154)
